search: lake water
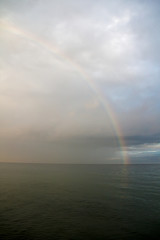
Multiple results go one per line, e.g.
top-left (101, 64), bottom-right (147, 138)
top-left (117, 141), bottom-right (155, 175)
top-left (0, 163), bottom-right (160, 240)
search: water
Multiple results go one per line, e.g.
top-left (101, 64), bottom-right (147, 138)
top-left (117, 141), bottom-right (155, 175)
top-left (0, 163), bottom-right (160, 240)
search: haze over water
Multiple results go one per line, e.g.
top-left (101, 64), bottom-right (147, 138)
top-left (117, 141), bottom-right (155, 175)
top-left (1, 163), bottom-right (160, 240)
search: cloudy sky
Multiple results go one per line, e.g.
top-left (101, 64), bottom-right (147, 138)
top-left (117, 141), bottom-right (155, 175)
top-left (0, 0), bottom-right (160, 163)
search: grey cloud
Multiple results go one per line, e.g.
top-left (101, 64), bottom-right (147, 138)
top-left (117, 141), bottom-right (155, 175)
top-left (0, 0), bottom-right (160, 162)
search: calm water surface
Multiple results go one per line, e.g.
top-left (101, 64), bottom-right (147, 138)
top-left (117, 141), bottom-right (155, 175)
top-left (0, 163), bottom-right (160, 240)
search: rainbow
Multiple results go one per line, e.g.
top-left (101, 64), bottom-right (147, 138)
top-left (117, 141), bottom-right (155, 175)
top-left (0, 19), bottom-right (129, 163)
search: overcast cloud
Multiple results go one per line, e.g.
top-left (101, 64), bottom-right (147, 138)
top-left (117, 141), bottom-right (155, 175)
top-left (0, 0), bottom-right (160, 163)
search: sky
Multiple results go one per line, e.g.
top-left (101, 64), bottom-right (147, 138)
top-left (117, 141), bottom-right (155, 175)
top-left (0, 0), bottom-right (160, 163)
